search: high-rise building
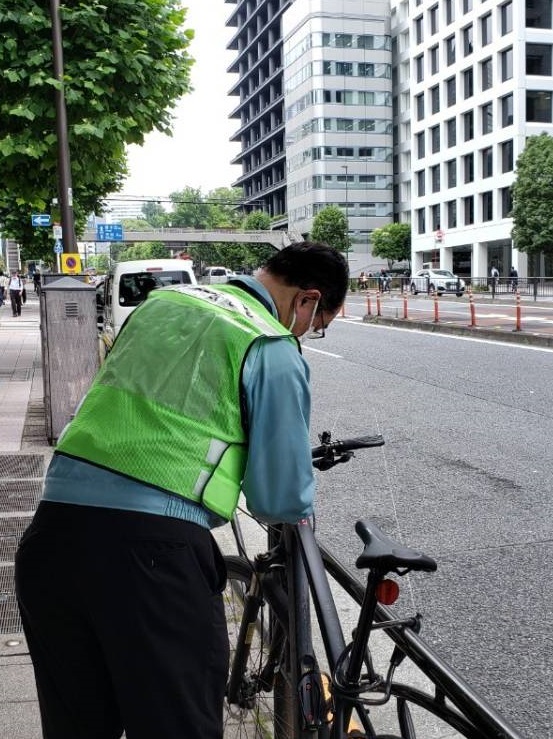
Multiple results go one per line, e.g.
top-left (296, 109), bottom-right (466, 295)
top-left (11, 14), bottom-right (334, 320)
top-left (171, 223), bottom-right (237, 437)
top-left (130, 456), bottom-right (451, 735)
top-left (227, 0), bottom-right (553, 278)
top-left (283, 0), bottom-right (393, 271)
top-left (225, 0), bottom-right (292, 226)
top-left (396, 0), bottom-right (553, 279)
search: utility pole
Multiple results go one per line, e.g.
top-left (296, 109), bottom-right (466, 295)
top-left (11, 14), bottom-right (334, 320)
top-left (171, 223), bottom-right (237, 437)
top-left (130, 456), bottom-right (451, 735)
top-left (50, 0), bottom-right (77, 254)
top-left (341, 164), bottom-right (350, 268)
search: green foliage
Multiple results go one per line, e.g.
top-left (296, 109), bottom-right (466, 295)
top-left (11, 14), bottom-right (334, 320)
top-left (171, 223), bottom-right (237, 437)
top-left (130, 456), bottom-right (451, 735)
top-left (371, 222), bottom-right (411, 267)
top-left (511, 133), bottom-right (553, 255)
top-left (118, 242), bottom-right (171, 260)
top-left (310, 206), bottom-right (350, 253)
top-left (141, 201), bottom-right (168, 228)
top-left (86, 253), bottom-right (110, 272)
top-left (243, 210), bottom-right (271, 230)
top-left (0, 0), bottom-right (194, 259)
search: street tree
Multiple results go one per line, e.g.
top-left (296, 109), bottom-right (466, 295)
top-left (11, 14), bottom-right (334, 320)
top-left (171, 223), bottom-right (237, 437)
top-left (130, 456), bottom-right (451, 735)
top-left (310, 205), bottom-right (350, 254)
top-left (371, 222), bottom-right (411, 268)
top-left (141, 201), bottom-right (168, 228)
top-left (0, 0), bottom-right (193, 262)
top-left (511, 133), bottom-right (553, 257)
top-left (243, 210), bottom-right (271, 230)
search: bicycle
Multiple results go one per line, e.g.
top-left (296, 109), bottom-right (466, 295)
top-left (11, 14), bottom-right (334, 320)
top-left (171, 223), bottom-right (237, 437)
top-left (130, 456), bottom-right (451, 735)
top-left (222, 431), bottom-right (524, 739)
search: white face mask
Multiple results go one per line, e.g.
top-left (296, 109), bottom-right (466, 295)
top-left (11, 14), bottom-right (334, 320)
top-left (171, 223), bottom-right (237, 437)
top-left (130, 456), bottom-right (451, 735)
top-left (299, 300), bottom-right (320, 343)
top-left (287, 311), bottom-right (296, 332)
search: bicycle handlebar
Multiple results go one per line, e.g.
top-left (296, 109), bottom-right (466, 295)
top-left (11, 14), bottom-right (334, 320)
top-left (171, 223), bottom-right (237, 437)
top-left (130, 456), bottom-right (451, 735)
top-left (311, 431), bottom-right (384, 471)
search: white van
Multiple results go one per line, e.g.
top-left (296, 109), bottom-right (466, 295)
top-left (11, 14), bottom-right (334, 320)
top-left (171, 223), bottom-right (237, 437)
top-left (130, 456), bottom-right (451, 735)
top-left (202, 266), bottom-right (233, 285)
top-left (99, 259), bottom-right (196, 348)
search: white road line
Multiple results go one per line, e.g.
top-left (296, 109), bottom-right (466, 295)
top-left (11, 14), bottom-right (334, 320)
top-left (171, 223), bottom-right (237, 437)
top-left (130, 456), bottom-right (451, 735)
top-left (303, 345), bottom-right (343, 358)
top-left (340, 319), bottom-right (553, 353)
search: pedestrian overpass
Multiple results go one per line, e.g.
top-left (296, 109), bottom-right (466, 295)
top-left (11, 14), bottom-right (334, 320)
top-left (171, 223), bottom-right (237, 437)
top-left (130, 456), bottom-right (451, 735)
top-left (80, 227), bottom-right (303, 251)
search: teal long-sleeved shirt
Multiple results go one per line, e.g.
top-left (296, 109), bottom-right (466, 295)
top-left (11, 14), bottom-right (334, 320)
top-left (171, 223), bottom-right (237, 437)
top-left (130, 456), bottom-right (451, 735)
top-left (43, 277), bottom-right (315, 527)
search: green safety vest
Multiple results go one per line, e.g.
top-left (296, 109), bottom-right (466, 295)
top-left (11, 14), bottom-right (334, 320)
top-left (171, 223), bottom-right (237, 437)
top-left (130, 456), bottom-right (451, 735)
top-left (57, 284), bottom-right (297, 520)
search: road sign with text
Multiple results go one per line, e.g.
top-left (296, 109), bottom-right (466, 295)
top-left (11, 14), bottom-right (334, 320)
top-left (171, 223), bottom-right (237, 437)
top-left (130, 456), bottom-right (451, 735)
top-left (95, 223), bottom-right (124, 241)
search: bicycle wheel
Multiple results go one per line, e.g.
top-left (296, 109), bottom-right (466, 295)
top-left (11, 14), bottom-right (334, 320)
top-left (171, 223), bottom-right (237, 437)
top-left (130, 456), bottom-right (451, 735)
top-left (223, 555), bottom-right (297, 739)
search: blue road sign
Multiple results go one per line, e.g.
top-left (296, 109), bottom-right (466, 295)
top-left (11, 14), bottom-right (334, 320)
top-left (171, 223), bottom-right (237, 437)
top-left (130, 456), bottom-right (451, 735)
top-left (96, 223), bottom-right (124, 241)
top-left (32, 213), bottom-right (51, 227)
top-left (53, 240), bottom-right (63, 254)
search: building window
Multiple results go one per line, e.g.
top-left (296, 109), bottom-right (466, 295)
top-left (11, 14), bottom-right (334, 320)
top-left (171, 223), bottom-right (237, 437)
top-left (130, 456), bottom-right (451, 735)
top-left (431, 85), bottom-right (440, 113)
top-left (463, 0), bottom-right (472, 12)
top-left (429, 5), bottom-right (439, 34)
top-left (526, 0), bottom-right (552, 28)
top-left (463, 152), bottom-right (474, 182)
top-left (430, 45), bottom-right (439, 74)
top-left (446, 76), bottom-right (456, 106)
top-left (336, 62), bottom-right (353, 76)
top-left (445, 35), bottom-right (456, 65)
top-left (463, 110), bottom-right (474, 141)
top-left (447, 159), bottom-right (457, 187)
top-left (464, 196), bottom-right (474, 225)
top-left (415, 15), bottom-right (424, 44)
top-left (416, 169), bottom-right (426, 196)
top-left (431, 204), bottom-right (441, 230)
top-left (416, 131), bottom-right (425, 158)
top-left (501, 139), bottom-right (514, 172)
top-left (527, 43), bottom-right (553, 75)
top-left (501, 1), bottom-right (513, 34)
top-left (415, 53), bottom-right (424, 82)
top-left (431, 164), bottom-right (441, 192)
top-left (463, 25), bottom-right (473, 56)
top-left (481, 58), bottom-right (493, 90)
top-left (527, 90), bottom-right (553, 122)
top-left (501, 187), bottom-right (512, 217)
top-left (481, 13), bottom-right (492, 45)
top-left (482, 191), bottom-right (493, 222)
top-left (501, 47), bottom-right (513, 80)
top-left (417, 207), bottom-right (426, 234)
top-left (416, 93), bottom-right (425, 120)
top-left (482, 147), bottom-right (493, 178)
top-left (447, 199), bottom-right (457, 228)
top-left (445, 0), bottom-right (454, 24)
top-left (501, 93), bottom-right (514, 126)
top-left (431, 124), bottom-right (440, 152)
top-left (463, 67), bottom-right (474, 98)
top-left (481, 102), bottom-right (493, 134)
top-left (446, 117), bottom-right (457, 147)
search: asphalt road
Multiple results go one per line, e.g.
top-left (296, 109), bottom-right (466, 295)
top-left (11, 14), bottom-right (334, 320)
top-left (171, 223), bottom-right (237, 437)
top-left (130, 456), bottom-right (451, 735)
top-left (304, 316), bottom-right (553, 738)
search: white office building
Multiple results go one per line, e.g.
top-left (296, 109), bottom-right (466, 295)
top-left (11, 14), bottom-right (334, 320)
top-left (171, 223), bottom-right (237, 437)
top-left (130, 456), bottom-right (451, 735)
top-left (395, 0), bottom-right (553, 278)
top-left (283, 0), bottom-right (393, 273)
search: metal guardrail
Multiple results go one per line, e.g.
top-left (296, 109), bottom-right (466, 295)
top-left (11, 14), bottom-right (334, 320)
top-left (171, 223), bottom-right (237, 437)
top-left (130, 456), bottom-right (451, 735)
top-left (352, 276), bottom-right (553, 300)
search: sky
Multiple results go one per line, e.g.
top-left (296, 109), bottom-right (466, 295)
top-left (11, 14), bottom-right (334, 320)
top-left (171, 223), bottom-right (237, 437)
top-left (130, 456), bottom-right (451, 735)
top-left (120, 2), bottom-right (240, 200)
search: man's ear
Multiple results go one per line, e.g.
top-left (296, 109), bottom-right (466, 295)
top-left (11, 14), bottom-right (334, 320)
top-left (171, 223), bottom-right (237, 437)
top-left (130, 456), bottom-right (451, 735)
top-left (300, 289), bottom-right (321, 305)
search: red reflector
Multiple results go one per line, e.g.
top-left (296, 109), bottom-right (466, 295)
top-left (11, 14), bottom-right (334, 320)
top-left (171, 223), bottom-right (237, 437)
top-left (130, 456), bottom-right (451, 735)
top-left (376, 579), bottom-right (399, 605)
top-left (146, 267), bottom-right (163, 272)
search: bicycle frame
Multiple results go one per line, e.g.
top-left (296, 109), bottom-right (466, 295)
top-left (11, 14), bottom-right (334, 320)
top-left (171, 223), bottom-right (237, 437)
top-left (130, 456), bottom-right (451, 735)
top-left (228, 513), bottom-right (523, 739)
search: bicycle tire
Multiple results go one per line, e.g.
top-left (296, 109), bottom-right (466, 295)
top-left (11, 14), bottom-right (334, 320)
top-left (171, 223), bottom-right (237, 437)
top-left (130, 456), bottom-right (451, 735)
top-left (223, 555), bottom-right (298, 739)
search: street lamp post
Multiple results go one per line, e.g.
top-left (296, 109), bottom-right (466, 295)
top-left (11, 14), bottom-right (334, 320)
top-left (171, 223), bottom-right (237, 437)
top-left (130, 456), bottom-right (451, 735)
top-left (341, 164), bottom-right (350, 269)
top-left (49, 0), bottom-right (77, 254)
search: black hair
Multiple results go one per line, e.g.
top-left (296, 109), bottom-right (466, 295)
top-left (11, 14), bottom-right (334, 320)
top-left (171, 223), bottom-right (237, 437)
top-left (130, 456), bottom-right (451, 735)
top-left (264, 241), bottom-right (349, 313)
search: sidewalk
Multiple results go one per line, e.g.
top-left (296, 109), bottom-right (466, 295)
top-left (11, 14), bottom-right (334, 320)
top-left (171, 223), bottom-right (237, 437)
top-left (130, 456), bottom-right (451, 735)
top-left (0, 291), bottom-right (50, 738)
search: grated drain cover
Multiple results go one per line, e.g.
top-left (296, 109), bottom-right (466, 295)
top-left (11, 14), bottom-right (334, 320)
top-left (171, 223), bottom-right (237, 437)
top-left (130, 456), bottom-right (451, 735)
top-left (0, 454), bottom-right (44, 479)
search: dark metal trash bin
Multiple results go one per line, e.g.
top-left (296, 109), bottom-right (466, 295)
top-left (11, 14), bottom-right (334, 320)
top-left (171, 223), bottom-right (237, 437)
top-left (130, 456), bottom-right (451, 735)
top-left (40, 276), bottom-right (99, 444)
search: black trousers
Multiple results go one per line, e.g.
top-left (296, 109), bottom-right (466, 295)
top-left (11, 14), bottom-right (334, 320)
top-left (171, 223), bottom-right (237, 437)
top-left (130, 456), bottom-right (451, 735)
top-left (10, 289), bottom-right (22, 315)
top-left (15, 502), bottom-right (229, 739)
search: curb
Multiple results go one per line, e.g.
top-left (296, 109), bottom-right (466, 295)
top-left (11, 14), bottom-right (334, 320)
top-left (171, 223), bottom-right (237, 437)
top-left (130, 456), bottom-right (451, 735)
top-left (362, 314), bottom-right (553, 348)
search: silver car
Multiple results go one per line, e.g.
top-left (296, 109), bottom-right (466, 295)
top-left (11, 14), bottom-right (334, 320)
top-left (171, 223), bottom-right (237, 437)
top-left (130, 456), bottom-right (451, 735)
top-left (410, 269), bottom-right (466, 297)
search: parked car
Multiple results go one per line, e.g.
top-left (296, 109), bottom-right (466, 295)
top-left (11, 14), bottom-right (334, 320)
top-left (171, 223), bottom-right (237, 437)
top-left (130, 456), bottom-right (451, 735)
top-left (201, 266), bottom-right (233, 285)
top-left (410, 269), bottom-right (466, 297)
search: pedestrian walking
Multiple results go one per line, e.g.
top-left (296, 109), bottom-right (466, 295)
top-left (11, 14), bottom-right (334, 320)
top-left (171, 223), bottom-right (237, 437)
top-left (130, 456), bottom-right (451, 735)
top-left (509, 266), bottom-right (518, 292)
top-left (14, 242), bottom-right (349, 739)
top-left (8, 270), bottom-right (23, 316)
top-left (0, 270), bottom-right (9, 306)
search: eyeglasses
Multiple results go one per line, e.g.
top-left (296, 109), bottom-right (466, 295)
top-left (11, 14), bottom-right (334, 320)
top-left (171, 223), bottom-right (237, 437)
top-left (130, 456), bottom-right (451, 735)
top-left (305, 308), bottom-right (327, 340)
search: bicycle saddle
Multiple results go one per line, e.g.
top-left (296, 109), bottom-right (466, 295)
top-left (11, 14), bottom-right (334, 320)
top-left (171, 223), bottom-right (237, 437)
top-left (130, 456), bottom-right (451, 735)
top-left (355, 520), bottom-right (437, 574)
